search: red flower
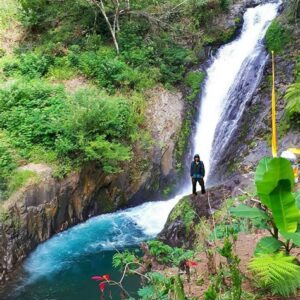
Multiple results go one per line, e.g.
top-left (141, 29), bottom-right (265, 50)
top-left (186, 260), bottom-right (198, 267)
top-left (102, 274), bottom-right (110, 281)
top-left (91, 274), bottom-right (110, 281)
top-left (91, 276), bottom-right (104, 281)
top-left (99, 282), bottom-right (105, 293)
top-left (92, 274), bottom-right (111, 293)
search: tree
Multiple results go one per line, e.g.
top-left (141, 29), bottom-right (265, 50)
top-left (87, 0), bottom-right (130, 54)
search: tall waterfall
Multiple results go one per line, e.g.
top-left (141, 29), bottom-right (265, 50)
top-left (3, 2), bottom-right (279, 299)
top-left (192, 2), bottom-right (279, 180)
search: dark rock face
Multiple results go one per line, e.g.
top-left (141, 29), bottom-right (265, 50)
top-left (158, 185), bottom-right (232, 248)
top-left (0, 165), bottom-right (124, 283)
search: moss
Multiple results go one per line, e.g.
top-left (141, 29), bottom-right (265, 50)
top-left (265, 20), bottom-right (290, 54)
top-left (7, 170), bottom-right (39, 195)
top-left (175, 112), bottom-right (193, 173)
top-left (203, 27), bottom-right (237, 47)
top-left (169, 196), bottom-right (195, 233)
top-left (184, 71), bottom-right (206, 102)
top-left (162, 184), bottom-right (176, 198)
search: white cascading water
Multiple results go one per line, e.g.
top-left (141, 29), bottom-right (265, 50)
top-left (10, 2), bottom-right (279, 292)
top-left (192, 2), bottom-right (279, 178)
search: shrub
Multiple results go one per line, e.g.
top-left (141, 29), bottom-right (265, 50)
top-left (0, 79), bottom-right (67, 152)
top-left (17, 0), bottom-right (48, 26)
top-left (46, 56), bottom-right (76, 80)
top-left (84, 136), bottom-right (131, 173)
top-left (158, 45), bottom-right (190, 85)
top-left (147, 240), bottom-right (194, 266)
top-left (0, 141), bottom-right (17, 195)
top-left (0, 48), bottom-right (5, 58)
top-left (219, 0), bottom-right (230, 11)
top-left (3, 53), bottom-right (52, 78)
top-left (2, 56), bottom-right (20, 76)
top-left (56, 89), bottom-right (135, 173)
top-left (78, 51), bottom-right (144, 92)
top-left (265, 21), bottom-right (289, 53)
top-left (19, 53), bottom-right (52, 78)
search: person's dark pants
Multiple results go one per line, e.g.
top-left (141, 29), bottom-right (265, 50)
top-left (192, 177), bottom-right (205, 195)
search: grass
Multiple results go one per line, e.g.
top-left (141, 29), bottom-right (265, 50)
top-left (0, 0), bottom-right (18, 30)
top-left (0, 0), bottom-right (21, 55)
top-left (7, 169), bottom-right (39, 195)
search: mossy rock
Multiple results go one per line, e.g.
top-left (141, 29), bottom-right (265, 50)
top-left (169, 196), bottom-right (196, 233)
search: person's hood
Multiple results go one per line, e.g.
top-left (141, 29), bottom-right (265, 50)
top-left (194, 154), bottom-right (200, 160)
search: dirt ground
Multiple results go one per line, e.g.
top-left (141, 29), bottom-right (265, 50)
top-left (160, 232), bottom-right (300, 299)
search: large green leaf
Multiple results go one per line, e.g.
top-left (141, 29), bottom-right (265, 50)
top-left (254, 236), bottom-right (283, 255)
top-left (255, 157), bottom-right (299, 233)
top-left (281, 230), bottom-right (300, 246)
top-left (269, 180), bottom-right (300, 233)
top-left (255, 157), bottom-right (295, 207)
top-left (255, 157), bottom-right (273, 206)
top-left (229, 204), bottom-right (270, 220)
top-left (295, 190), bottom-right (300, 210)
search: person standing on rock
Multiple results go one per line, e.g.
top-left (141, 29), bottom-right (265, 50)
top-left (190, 154), bottom-right (206, 195)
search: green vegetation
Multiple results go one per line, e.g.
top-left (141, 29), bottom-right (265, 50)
top-left (0, 0), bottom-right (239, 199)
top-left (284, 55), bottom-right (300, 129)
top-left (169, 196), bottom-right (195, 232)
top-left (99, 157), bottom-right (300, 299)
top-left (230, 157), bottom-right (300, 296)
top-left (185, 71), bottom-right (206, 102)
top-left (147, 240), bottom-right (194, 266)
top-left (249, 253), bottom-right (300, 297)
top-left (110, 241), bottom-right (195, 299)
top-left (7, 169), bottom-right (39, 194)
top-left (265, 20), bottom-right (289, 53)
top-left (0, 79), bottom-right (136, 189)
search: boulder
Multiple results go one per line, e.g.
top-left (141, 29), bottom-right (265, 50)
top-left (158, 184), bottom-right (232, 248)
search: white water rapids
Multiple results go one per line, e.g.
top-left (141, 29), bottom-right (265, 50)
top-left (8, 1), bottom-right (280, 295)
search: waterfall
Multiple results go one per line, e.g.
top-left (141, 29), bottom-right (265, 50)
top-left (4, 2), bottom-right (280, 299)
top-left (192, 2), bottom-right (279, 180)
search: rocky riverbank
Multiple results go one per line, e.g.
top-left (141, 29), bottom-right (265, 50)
top-left (0, 86), bottom-right (185, 284)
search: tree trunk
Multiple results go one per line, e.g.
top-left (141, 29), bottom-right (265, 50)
top-left (89, 0), bottom-right (120, 54)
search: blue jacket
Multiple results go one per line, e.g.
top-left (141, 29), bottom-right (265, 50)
top-left (190, 161), bottom-right (205, 178)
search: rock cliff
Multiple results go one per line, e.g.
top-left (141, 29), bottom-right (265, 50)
top-left (0, 87), bottom-right (184, 284)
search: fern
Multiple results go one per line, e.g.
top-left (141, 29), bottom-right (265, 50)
top-left (285, 82), bottom-right (300, 127)
top-left (248, 252), bottom-right (300, 296)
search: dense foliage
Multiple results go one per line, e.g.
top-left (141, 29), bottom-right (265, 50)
top-left (265, 20), bottom-right (289, 54)
top-left (0, 0), bottom-right (238, 198)
top-left (0, 80), bottom-right (136, 178)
